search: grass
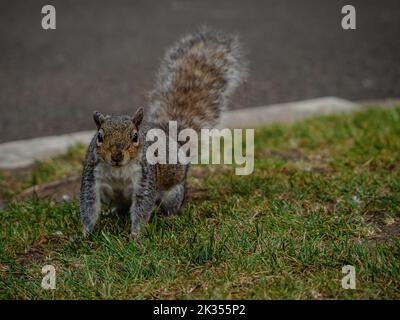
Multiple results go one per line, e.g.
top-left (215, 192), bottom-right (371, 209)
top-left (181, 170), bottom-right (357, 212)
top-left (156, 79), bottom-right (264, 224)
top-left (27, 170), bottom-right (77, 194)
top-left (1, 106), bottom-right (400, 299)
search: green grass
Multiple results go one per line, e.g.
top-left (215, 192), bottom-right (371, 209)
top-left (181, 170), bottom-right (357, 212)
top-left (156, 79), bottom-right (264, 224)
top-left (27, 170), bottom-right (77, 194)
top-left (1, 106), bottom-right (400, 299)
top-left (0, 143), bottom-right (85, 200)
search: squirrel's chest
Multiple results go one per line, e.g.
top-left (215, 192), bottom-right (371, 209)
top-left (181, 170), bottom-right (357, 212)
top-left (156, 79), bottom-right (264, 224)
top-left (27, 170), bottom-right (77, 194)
top-left (95, 162), bottom-right (142, 202)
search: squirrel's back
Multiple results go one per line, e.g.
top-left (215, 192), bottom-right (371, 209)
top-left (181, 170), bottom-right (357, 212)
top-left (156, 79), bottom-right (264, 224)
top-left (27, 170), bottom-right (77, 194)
top-left (148, 27), bottom-right (247, 131)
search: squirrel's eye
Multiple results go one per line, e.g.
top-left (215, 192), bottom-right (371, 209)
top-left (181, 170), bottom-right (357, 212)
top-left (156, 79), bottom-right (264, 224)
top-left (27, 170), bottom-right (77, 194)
top-left (97, 131), bottom-right (104, 144)
top-left (131, 132), bottom-right (139, 144)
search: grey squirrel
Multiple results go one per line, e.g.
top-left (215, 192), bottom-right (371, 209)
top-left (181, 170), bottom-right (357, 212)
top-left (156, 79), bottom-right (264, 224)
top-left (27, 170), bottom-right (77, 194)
top-left (80, 27), bottom-right (247, 238)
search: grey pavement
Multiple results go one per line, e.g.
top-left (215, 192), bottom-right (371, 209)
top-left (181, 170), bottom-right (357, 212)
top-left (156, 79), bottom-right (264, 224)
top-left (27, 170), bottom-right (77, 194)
top-left (0, 0), bottom-right (399, 143)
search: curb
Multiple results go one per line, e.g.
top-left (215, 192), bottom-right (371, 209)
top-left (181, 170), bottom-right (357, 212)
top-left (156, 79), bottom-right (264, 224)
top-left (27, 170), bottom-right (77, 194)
top-left (219, 96), bottom-right (360, 128)
top-left (0, 131), bottom-right (94, 169)
top-left (0, 97), bottom-right (367, 170)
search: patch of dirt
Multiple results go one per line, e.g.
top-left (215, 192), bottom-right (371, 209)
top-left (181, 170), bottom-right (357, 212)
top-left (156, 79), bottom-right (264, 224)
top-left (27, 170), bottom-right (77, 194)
top-left (190, 166), bottom-right (210, 179)
top-left (262, 148), bottom-right (335, 174)
top-left (370, 220), bottom-right (400, 242)
top-left (16, 233), bottom-right (67, 267)
top-left (378, 221), bottom-right (400, 240)
top-left (16, 247), bottom-right (46, 266)
top-left (364, 159), bottom-right (400, 173)
top-left (186, 185), bottom-right (208, 201)
top-left (16, 175), bottom-right (81, 203)
top-left (267, 149), bottom-right (304, 161)
top-left (366, 210), bottom-right (400, 242)
top-left (187, 165), bottom-right (229, 201)
top-left (189, 165), bottom-right (231, 178)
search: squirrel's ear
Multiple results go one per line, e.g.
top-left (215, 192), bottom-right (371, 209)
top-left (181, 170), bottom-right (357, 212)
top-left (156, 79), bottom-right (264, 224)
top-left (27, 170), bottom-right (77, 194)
top-left (93, 111), bottom-right (105, 129)
top-left (132, 107), bottom-right (144, 127)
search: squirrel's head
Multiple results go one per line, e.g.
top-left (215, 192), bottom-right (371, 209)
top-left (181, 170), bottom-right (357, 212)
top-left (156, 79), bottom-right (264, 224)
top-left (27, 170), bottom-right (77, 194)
top-left (92, 107), bottom-right (144, 167)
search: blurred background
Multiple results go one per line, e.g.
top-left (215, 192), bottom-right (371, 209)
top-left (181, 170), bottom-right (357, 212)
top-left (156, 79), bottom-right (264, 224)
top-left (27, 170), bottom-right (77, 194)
top-left (0, 0), bottom-right (399, 143)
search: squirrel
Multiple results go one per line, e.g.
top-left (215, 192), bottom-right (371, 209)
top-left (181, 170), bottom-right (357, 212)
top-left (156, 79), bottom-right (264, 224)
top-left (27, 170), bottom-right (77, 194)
top-left (80, 27), bottom-right (247, 238)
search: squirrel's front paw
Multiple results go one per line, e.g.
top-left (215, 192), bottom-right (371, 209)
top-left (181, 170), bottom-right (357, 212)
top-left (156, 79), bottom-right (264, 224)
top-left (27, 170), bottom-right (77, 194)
top-left (82, 225), bottom-right (92, 238)
top-left (130, 230), bottom-right (142, 244)
top-left (130, 221), bottom-right (144, 243)
top-left (81, 218), bottom-right (95, 238)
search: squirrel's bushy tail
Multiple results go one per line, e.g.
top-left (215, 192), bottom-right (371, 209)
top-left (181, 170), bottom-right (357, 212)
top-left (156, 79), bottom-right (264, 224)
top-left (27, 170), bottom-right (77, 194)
top-left (148, 27), bottom-right (247, 131)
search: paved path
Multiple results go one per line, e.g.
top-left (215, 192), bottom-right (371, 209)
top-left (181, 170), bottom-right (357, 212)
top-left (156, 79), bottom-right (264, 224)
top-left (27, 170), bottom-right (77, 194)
top-left (0, 0), bottom-right (399, 142)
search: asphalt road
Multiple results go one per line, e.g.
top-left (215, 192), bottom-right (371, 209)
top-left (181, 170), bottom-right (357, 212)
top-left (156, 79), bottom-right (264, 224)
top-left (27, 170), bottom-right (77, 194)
top-left (0, 0), bottom-right (399, 143)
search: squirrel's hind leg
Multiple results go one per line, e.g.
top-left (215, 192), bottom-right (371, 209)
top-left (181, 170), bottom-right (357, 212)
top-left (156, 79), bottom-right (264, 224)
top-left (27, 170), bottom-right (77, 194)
top-left (159, 183), bottom-right (186, 216)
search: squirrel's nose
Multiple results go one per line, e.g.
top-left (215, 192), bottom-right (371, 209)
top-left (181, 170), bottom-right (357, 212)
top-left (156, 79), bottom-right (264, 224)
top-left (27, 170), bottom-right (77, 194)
top-left (111, 152), bottom-right (123, 164)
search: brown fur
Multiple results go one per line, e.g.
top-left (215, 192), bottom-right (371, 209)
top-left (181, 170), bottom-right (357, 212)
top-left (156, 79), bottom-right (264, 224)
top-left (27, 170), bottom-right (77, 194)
top-left (155, 163), bottom-right (186, 191)
top-left (153, 55), bottom-right (225, 131)
top-left (149, 28), bottom-right (246, 133)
